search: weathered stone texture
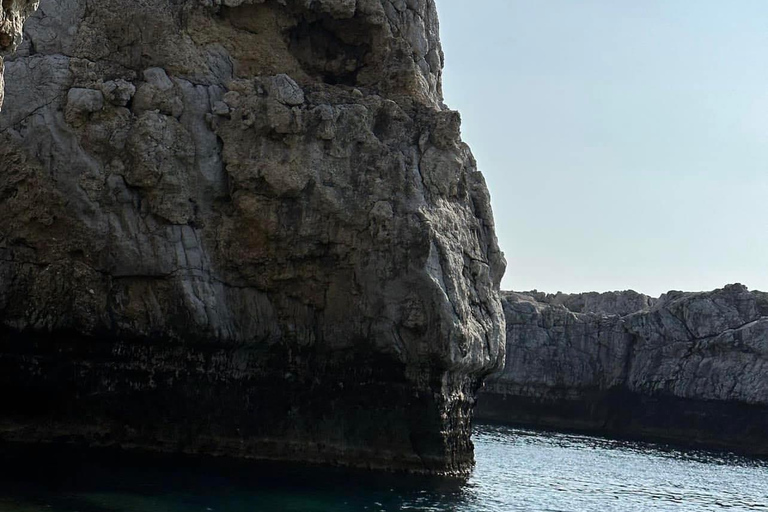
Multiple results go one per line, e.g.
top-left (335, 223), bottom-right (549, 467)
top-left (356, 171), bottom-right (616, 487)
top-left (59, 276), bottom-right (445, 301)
top-left (521, 289), bottom-right (657, 316)
top-left (0, 0), bottom-right (39, 109)
top-left (478, 284), bottom-right (768, 455)
top-left (0, 0), bottom-right (505, 475)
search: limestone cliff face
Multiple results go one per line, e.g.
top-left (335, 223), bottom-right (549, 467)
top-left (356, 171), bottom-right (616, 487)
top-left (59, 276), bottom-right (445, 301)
top-left (0, 0), bottom-right (39, 109)
top-left (477, 284), bottom-right (768, 455)
top-left (520, 289), bottom-right (657, 316)
top-left (0, 0), bottom-right (505, 475)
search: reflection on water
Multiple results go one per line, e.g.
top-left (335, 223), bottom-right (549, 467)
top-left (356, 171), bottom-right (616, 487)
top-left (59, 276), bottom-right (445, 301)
top-left (467, 425), bottom-right (768, 511)
top-left (0, 424), bottom-right (766, 511)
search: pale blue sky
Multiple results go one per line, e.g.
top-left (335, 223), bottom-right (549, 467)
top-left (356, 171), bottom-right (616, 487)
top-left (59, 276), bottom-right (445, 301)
top-left (437, 0), bottom-right (768, 297)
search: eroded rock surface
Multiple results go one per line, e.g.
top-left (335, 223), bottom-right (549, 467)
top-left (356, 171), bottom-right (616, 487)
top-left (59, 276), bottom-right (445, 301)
top-left (0, 0), bottom-right (39, 109)
top-left (477, 284), bottom-right (768, 455)
top-left (520, 289), bottom-right (657, 316)
top-left (0, 0), bottom-right (505, 475)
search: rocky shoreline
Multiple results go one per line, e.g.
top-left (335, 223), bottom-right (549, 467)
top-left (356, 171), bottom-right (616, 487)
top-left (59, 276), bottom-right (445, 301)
top-left (477, 284), bottom-right (768, 456)
top-left (1, 0), bottom-right (765, 476)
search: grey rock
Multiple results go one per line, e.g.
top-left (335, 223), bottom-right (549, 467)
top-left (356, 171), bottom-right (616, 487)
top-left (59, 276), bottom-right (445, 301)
top-left (477, 284), bottom-right (768, 455)
top-left (0, 0), bottom-right (504, 476)
top-left (100, 79), bottom-right (136, 107)
top-left (0, 0), bottom-right (39, 110)
top-left (0, 1), bottom-right (38, 50)
top-left (65, 88), bottom-right (105, 125)
top-left (211, 100), bottom-right (230, 116)
top-left (521, 289), bottom-right (657, 316)
top-left (261, 74), bottom-right (305, 106)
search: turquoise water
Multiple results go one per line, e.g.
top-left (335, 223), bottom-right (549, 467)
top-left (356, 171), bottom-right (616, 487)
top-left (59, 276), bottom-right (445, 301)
top-left (1, 424), bottom-right (766, 511)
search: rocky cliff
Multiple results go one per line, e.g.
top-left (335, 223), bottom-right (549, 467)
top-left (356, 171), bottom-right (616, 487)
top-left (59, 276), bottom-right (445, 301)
top-left (0, 0), bottom-right (506, 475)
top-left (477, 284), bottom-right (768, 455)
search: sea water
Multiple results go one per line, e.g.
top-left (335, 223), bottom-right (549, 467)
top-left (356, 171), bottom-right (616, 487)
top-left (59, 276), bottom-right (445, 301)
top-left (0, 423), bottom-right (766, 511)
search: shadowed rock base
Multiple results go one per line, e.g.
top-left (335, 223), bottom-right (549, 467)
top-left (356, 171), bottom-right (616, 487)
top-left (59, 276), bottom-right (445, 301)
top-left (0, 328), bottom-right (480, 475)
top-left (476, 389), bottom-right (768, 457)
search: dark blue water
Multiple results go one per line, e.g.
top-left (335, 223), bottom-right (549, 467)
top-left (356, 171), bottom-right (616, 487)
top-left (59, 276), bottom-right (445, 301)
top-left (1, 424), bottom-right (766, 511)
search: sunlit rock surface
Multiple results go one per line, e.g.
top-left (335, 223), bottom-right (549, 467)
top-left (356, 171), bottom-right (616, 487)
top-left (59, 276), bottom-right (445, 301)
top-left (0, 0), bottom-right (505, 475)
top-left (478, 284), bottom-right (768, 455)
top-left (0, 0), bottom-right (39, 109)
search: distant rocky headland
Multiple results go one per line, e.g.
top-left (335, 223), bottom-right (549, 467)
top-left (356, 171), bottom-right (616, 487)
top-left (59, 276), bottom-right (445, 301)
top-left (477, 284), bottom-right (768, 456)
top-left (0, 0), bottom-right (505, 476)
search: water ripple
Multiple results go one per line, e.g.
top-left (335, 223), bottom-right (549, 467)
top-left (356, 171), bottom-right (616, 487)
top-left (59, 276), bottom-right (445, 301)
top-left (0, 424), bottom-right (766, 511)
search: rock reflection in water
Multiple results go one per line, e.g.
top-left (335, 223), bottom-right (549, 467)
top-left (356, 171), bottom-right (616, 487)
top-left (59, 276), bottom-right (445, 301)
top-left (0, 424), bottom-right (766, 511)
